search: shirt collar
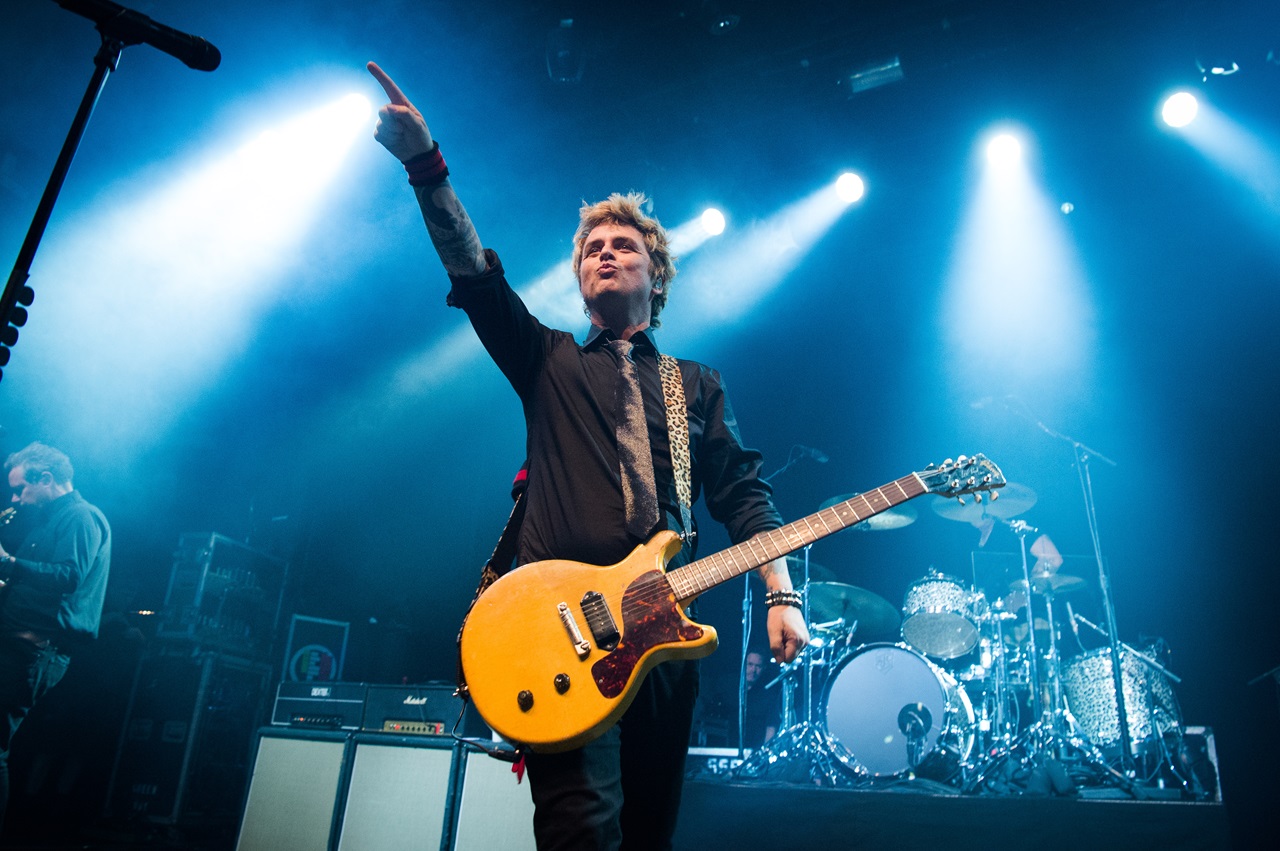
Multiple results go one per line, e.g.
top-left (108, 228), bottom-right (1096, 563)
top-left (583, 325), bottom-right (659, 354)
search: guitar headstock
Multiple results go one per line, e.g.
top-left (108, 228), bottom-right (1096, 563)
top-left (918, 454), bottom-right (1006, 503)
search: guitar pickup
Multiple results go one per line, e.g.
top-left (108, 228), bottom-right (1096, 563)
top-left (557, 603), bottom-right (591, 659)
top-left (580, 591), bottom-right (620, 652)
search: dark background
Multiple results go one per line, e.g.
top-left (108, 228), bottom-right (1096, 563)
top-left (1, 0), bottom-right (1276, 844)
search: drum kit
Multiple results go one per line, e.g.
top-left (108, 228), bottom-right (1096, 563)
top-left (733, 482), bottom-right (1191, 794)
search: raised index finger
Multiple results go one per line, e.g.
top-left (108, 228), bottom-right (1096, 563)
top-left (367, 61), bottom-right (411, 106)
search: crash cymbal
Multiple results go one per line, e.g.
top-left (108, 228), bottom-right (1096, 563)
top-left (931, 483), bottom-right (1037, 523)
top-left (806, 582), bottom-right (901, 641)
top-left (1010, 573), bottom-right (1086, 596)
top-left (818, 493), bottom-right (918, 530)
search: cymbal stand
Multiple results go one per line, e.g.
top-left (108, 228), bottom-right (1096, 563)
top-left (971, 601), bottom-right (1020, 756)
top-left (732, 546), bottom-right (854, 786)
top-left (964, 523), bottom-right (1134, 795)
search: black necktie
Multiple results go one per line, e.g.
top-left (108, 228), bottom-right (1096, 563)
top-left (609, 339), bottom-right (659, 538)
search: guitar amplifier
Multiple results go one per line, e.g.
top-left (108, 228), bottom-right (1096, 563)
top-left (271, 681), bottom-right (367, 730)
top-left (362, 683), bottom-right (490, 739)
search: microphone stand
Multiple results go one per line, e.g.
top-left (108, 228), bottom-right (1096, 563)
top-left (1005, 400), bottom-right (1134, 774)
top-left (2, 33), bottom-right (126, 374)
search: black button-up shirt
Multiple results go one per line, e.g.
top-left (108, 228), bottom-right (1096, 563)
top-left (449, 250), bottom-right (782, 571)
top-left (1, 490), bottom-right (111, 643)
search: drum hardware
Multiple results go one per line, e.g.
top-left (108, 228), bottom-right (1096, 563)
top-left (733, 547), bottom-right (862, 787)
top-left (1010, 405), bottom-right (1137, 776)
top-left (961, 522), bottom-right (1136, 796)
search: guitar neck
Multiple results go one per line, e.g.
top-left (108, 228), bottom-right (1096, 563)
top-left (666, 472), bottom-right (927, 601)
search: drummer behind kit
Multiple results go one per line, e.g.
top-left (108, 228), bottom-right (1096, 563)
top-left (732, 475), bottom-right (1210, 799)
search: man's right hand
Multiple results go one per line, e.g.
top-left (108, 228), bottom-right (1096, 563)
top-left (368, 61), bottom-right (434, 162)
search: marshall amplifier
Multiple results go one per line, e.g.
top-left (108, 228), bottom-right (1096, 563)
top-left (271, 681), bottom-right (367, 730)
top-left (362, 683), bottom-right (490, 739)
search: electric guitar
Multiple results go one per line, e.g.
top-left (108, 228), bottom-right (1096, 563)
top-left (459, 454), bottom-right (1005, 752)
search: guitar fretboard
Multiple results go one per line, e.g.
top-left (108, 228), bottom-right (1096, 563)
top-left (665, 473), bottom-right (926, 601)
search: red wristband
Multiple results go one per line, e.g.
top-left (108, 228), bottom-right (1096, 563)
top-left (404, 142), bottom-right (449, 187)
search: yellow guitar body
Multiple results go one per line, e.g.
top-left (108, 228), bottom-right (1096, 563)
top-left (459, 530), bottom-right (718, 753)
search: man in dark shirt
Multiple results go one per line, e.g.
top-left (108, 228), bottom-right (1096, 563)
top-left (0, 442), bottom-right (110, 830)
top-left (369, 62), bottom-right (808, 849)
top-left (743, 649), bottom-right (783, 749)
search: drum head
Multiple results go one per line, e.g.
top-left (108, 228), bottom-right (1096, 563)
top-left (901, 576), bottom-right (978, 659)
top-left (823, 643), bottom-right (972, 779)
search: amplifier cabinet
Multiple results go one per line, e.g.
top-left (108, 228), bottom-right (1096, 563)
top-left (235, 729), bottom-right (535, 850)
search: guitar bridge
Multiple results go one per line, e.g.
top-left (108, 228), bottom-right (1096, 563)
top-left (557, 603), bottom-right (592, 659)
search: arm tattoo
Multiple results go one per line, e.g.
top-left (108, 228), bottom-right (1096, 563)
top-left (415, 182), bottom-right (487, 276)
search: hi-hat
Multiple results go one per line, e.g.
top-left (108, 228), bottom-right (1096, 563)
top-left (932, 483), bottom-right (1037, 523)
top-left (806, 582), bottom-right (900, 641)
top-left (819, 493), bottom-right (918, 530)
top-left (1010, 572), bottom-right (1086, 596)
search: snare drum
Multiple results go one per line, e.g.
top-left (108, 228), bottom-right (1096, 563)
top-left (822, 643), bottom-right (974, 781)
top-left (901, 572), bottom-right (979, 659)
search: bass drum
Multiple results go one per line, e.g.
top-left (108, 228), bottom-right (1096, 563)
top-left (821, 643), bottom-right (975, 781)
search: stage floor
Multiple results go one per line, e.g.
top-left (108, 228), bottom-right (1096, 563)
top-left (673, 776), bottom-right (1232, 850)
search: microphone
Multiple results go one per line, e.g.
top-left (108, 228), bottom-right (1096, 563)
top-left (55, 0), bottom-right (221, 71)
top-left (1007, 519), bottom-right (1039, 534)
top-left (1065, 601), bottom-right (1083, 642)
top-left (797, 445), bottom-right (829, 463)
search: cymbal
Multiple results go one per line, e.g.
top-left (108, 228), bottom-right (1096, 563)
top-left (1010, 573), bottom-right (1086, 596)
top-left (784, 556), bottom-right (835, 583)
top-left (931, 483), bottom-right (1037, 523)
top-left (806, 582), bottom-right (900, 641)
top-left (818, 493), bottom-right (918, 530)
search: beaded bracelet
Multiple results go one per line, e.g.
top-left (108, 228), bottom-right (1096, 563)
top-left (764, 589), bottom-right (803, 609)
top-left (404, 141), bottom-right (449, 187)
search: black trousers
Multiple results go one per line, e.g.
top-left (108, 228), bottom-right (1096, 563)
top-left (524, 658), bottom-right (699, 851)
top-left (0, 636), bottom-right (70, 832)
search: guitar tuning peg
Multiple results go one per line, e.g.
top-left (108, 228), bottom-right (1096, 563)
top-left (974, 493), bottom-right (983, 503)
top-left (957, 454), bottom-right (968, 463)
top-left (926, 462), bottom-right (937, 471)
top-left (991, 491), bottom-right (1000, 501)
top-left (943, 458), bottom-right (954, 467)
top-left (956, 497), bottom-right (967, 506)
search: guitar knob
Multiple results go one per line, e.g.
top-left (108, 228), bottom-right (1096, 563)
top-left (554, 674), bottom-right (571, 694)
top-left (517, 690), bottom-right (534, 712)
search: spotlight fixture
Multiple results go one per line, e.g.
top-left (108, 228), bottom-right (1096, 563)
top-left (1161, 91), bottom-right (1199, 128)
top-left (835, 172), bottom-right (866, 204)
top-left (986, 133), bottom-right (1022, 167)
top-left (847, 55), bottom-right (904, 95)
top-left (700, 208), bottom-right (726, 235)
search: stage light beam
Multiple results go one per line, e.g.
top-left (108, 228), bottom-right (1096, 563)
top-left (11, 90), bottom-right (374, 453)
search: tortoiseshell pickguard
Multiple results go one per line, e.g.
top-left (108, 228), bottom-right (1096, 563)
top-left (591, 570), bottom-right (703, 698)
